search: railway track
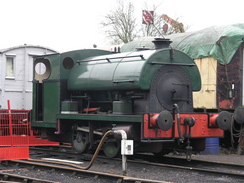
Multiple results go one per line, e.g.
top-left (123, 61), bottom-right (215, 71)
top-left (129, 154), bottom-right (244, 180)
top-left (3, 159), bottom-right (169, 183)
top-left (31, 146), bottom-right (244, 181)
top-left (31, 146), bottom-right (244, 179)
top-left (0, 171), bottom-right (58, 183)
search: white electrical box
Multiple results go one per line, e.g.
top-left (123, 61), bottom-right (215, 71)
top-left (121, 139), bottom-right (133, 155)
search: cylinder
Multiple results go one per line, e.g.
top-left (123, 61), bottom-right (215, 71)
top-left (113, 101), bottom-right (132, 115)
top-left (61, 101), bottom-right (78, 114)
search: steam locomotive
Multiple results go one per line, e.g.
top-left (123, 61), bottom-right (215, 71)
top-left (31, 38), bottom-right (231, 158)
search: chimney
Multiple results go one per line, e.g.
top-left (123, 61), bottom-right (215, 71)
top-left (152, 38), bottom-right (172, 49)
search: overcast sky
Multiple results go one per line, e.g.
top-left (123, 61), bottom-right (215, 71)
top-left (0, 0), bottom-right (243, 52)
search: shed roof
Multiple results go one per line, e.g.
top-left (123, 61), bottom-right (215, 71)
top-left (0, 44), bottom-right (58, 54)
top-left (121, 24), bottom-right (244, 65)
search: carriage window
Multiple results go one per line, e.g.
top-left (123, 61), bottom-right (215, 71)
top-left (6, 57), bottom-right (15, 78)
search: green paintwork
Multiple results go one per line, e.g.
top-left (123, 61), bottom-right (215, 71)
top-left (68, 51), bottom-right (146, 91)
top-left (32, 48), bottom-right (201, 130)
top-left (32, 54), bottom-right (60, 125)
top-left (46, 54), bottom-right (60, 80)
top-left (31, 122), bottom-right (57, 128)
top-left (43, 81), bottom-right (60, 122)
top-left (57, 113), bottom-right (142, 123)
top-left (32, 81), bottom-right (37, 122)
top-left (113, 101), bottom-right (132, 114)
top-left (61, 101), bottom-right (78, 112)
top-left (68, 48), bottom-right (201, 92)
top-left (32, 49), bottom-right (113, 127)
top-left (60, 49), bottom-right (112, 80)
top-left (140, 49), bottom-right (201, 91)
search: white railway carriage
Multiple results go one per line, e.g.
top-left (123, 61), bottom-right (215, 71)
top-left (0, 45), bottom-right (57, 110)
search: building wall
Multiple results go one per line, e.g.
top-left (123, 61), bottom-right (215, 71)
top-left (216, 44), bottom-right (243, 110)
top-left (193, 44), bottom-right (244, 111)
top-left (193, 57), bottom-right (217, 109)
top-left (0, 45), bottom-right (57, 110)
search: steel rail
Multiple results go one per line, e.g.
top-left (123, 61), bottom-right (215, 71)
top-left (0, 172), bottom-right (57, 183)
top-left (29, 147), bottom-right (244, 181)
top-left (9, 159), bottom-right (170, 183)
top-left (126, 155), bottom-right (244, 180)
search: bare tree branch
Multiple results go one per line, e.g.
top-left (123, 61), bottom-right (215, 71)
top-left (101, 1), bottom-right (188, 44)
top-left (101, 0), bottom-right (137, 44)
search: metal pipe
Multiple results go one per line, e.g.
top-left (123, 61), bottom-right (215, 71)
top-left (77, 126), bottom-right (103, 136)
top-left (67, 129), bottom-right (129, 175)
top-left (82, 130), bottom-right (112, 170)
top-left (40, 130), bottom-right (113, 170)
top-left (173, 103), bottom-right (184, 143)
top-left (54, 119), bottom-right (61, 134)
top-left (83, 129), bottom-right (129, 175)
top-left (113, 129), bottom-right (127, 140)
top-left (141, 139), bottom-right (175, 143)
top-left (112, 129), bottom-right (128, 176)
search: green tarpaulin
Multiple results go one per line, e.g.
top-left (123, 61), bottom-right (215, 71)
top-left (121, 24), bottom-right (244, 65)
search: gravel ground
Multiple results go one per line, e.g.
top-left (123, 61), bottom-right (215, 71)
top-left (1, 152), bottom-right (244, 183)
top-left (89, 154), bottom-right (244, 183)
top-left (187, 153), bottom-right (244, 165)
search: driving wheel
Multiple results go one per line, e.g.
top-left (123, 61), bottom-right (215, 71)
top-left (103, 141), bottom-right (120, 158)
top-left (71, 124), bottom-right (88, 153)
